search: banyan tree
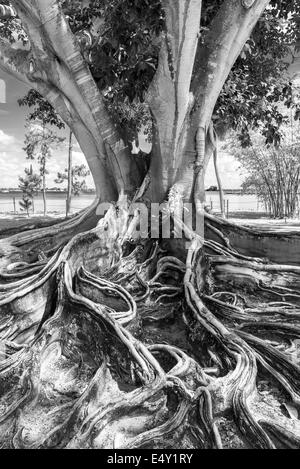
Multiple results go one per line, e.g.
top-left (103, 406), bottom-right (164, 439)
top-left (0, 0), bottom-right (300, 449)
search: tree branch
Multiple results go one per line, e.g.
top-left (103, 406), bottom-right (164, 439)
top-left (191, 0), bottom-right (271, 128)
top-left (0, 0), bottom-right (142, 196)
top-left (189, 0), bottom-right (271, 211)
top-left (148, 0), bottom-right (201, 129)
top-left (147, 0), bottom-right (202, 198)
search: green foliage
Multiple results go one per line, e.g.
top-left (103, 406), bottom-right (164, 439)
top-left (0, 0), bottom-right (27, 44)
top-left (18, 90), bottom-right (65, 129)
top-left (61, 0), bottom-right (164, 142)
top-left (229, 117), bottom-right (300, 218)
top-left (240, 144), bottom-right (300, 218)
top-left (55, 164), bottom-right (91, 195)
top-left (19, 195), bottom-right (32, 215)
top-left (23, 122), bottom-right (65, 177)
top-left (6, 0), bottom-right (300, 145)
top-left (18, 166), bottom-right (41, 196)
top-left (61, 0), bottom-right (300, 145)
top-left (214, 0), bottom-right (300, 145)
top-left (18, 166), bottom-right (41, 215)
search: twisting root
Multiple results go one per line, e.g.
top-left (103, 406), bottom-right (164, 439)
top-left (0, 202), bottom-right (299, 448)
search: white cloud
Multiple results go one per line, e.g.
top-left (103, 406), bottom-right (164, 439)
top-left (0, 142), bottom-right (94, 189)
top-left (73, 151), bottom-right (87, 165)
top-left (205, 152), bottom-right (247, 190)
top-left (0, 129), bottom-right (17, 147)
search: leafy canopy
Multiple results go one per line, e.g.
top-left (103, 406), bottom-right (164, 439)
top-left (4, 0), bottom-right (300, 145)
top-left (18, 90), bottom-right (65, 129)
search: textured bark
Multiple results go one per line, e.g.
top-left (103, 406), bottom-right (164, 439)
top-left (210, 125), bottom-right (225, 218)
top-left (148, 0), bottom-right (271, 209)
top-left (147, 0), bottom-right (202, 201)
top-left (0, 206), bottom-right (299, 449)
top-left (0, 1), bottom-right (144, 201)
top-left (2, 0), bottom-right (299, 451)
top-left (66, 130), bottom-right (73, 218)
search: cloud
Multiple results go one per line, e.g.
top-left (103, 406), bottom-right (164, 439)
top-left (0, 124), bottom-right (243, 191)
top-left (0, 129), bottom-right (17, 147)
top-left (0, 134), bottom-right (96, 189)
top-left (205, 152), bottom-right (247, 189)
top-left (73, 151), bottom-right (87, 165)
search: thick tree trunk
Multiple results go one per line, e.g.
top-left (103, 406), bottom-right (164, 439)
top-left (3, 0), bottom-right (299, 451)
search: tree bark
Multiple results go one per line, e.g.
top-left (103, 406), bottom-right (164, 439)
top-left (66, 130), bottom-right (73, 217)
top-left (4, 0), bottom-right (300, 451)
top-left (210, 126), bottom-right (225, 218)
top-left (42, 173), bottom-right (47, 217)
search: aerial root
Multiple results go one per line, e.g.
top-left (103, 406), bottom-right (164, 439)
top-left (259, 421), bottom-right (300, 449)
top-left (0, 206), bottom-right (299, 448)
top-left (184, 237), bottom-right (300, 448)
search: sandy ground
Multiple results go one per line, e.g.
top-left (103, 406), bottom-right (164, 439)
top-left (0, 211), bottom-right (299, 236)
top-left (0, 213), bottom-right (66, 237)
top-left (229, 217), bottom-right (300, 232)
top-left (227, 211), bottom-right (300, 232)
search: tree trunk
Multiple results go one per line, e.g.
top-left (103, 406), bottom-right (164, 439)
top-left (42, 174), bottom-right (47, 217)
top-left (66, 130), bottom-right (73, 217)
top-left (2, 0), bottom-right (300, 451)
top-left (212, 136), bottom-right (225, 218)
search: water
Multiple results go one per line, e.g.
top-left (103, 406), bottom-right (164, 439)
top-left (0, 191), bottom-right (263, 216)
top-left (0, 192), bottom-right (96, 215)
top-left (206, 191), bottom-right (263, 214)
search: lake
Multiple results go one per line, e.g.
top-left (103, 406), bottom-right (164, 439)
top-left (0, 191), bottom-right (264, 216)
top-left (0, 192), bottom-right (96, 215)
top-left (206, 192), bottom-right (264, 214)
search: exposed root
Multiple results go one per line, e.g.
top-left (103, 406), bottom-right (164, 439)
top-left (0, 199), bottom-right (100, 272)
top-left (0, 204), bottom-right (299, 448)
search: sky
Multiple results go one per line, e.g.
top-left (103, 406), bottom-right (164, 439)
top-left (0, 69), bottom-right (244, 190)
top-left (0, 69), bottom-right (95, 189)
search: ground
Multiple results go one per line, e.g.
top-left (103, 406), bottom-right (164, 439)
top-left (213, 210), bottom-right (300, 232)
top-left (0, 214), bottom-right (69, 238)
top-left (0, 206), bottom-right (300, 448)
top-left (1, 211), bottom-right (299, 238)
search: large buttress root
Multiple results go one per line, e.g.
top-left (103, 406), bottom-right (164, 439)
top-left (0, 206), bottom-right (300, 448)
top-left (0, 199), bottom-right (100, 274)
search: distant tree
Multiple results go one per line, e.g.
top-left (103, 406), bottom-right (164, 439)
top-left (230, 122), bottom-right (300, 219)
top-left (18, 89), bottom-right (65, 130)
top-left (240, 143), bottom-right (300, 218)
top-left (229, 107), bottom-right (300, 218)
top-left (56, 163), bottom-right (91, 214)
top-left (19, 91), bottom-right (76, 217)
top-left (24, 121), bottom-right (65, 216)
top-left (18, 165), bottom-right (41, 216)
top-left (2, 0), bottom-right (300, 449)
top-left (19, 195), bottom-right (32, 217)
